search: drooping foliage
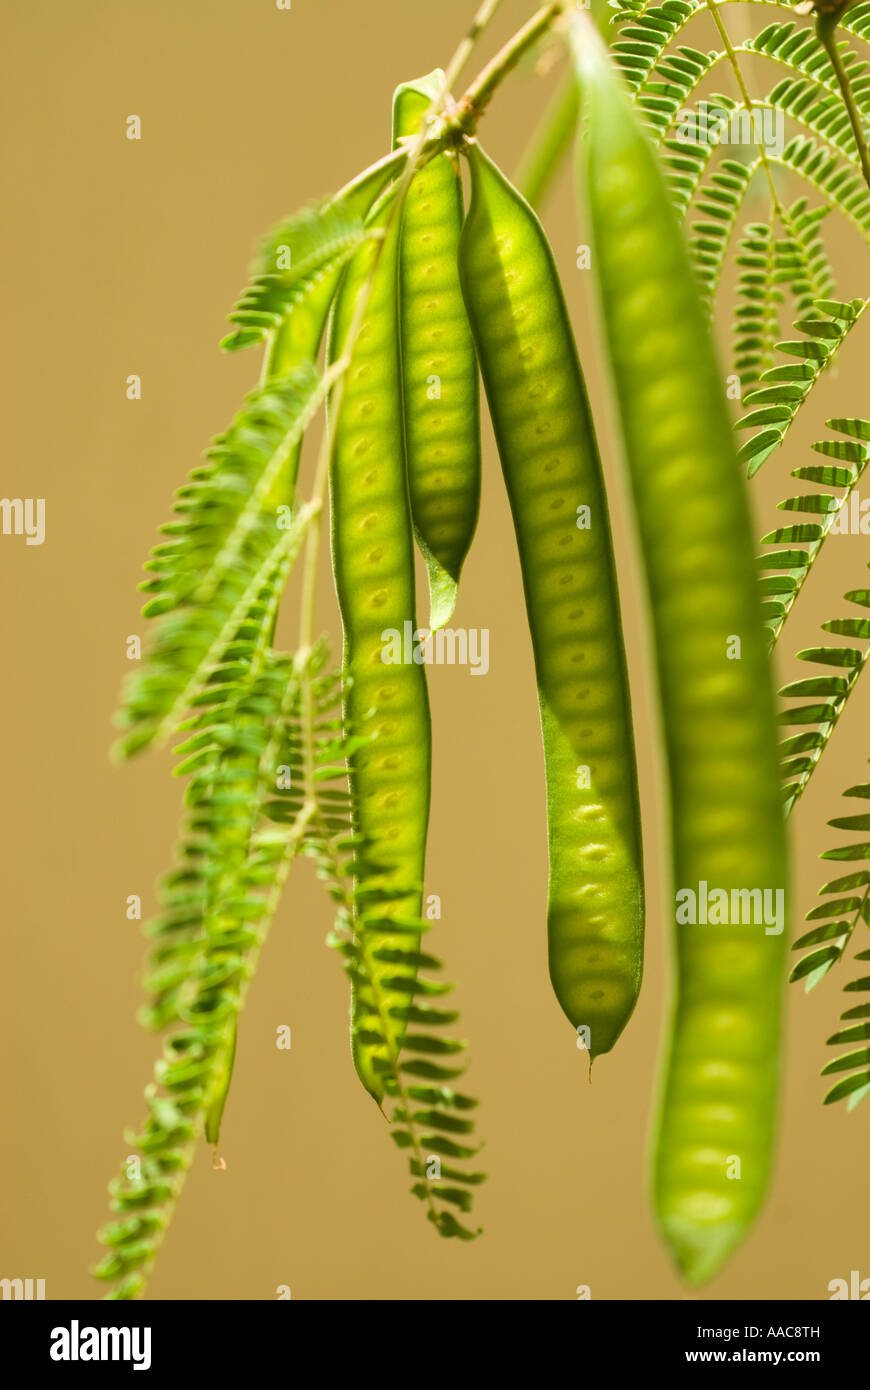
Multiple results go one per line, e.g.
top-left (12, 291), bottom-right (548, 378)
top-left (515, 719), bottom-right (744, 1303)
top-left (97, 0), bottom-right (870, 1298)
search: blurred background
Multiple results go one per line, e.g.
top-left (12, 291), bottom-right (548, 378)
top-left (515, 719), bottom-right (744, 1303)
top-left (2, 0), bottom-right (868, 1299)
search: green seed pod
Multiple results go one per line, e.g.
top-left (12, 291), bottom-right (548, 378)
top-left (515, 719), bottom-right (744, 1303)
top-left (574, 20), bottom-right (789, 1285)
top-left (328, 193), bottom-right (432, 1102)
top-left (393, 71), bottom-right (481, 630)
top-left (459, 141), bottom-right (644, 1059)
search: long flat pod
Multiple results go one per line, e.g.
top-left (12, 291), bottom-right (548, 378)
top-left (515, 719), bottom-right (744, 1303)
top-left (328, 193), bottom-right (432, 1102)
top-left (458, 142), bottom-right (643, 1058)
top-left (393, 73), bottom-right (481, 630)
top-left (573, 20), bottom-right (789, 1283)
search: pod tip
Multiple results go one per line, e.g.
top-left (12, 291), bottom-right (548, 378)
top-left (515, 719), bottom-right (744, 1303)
top-left (427, 565), bottom-right (460, 633)
top-left (660, 1211), bottom-right (744, 1288)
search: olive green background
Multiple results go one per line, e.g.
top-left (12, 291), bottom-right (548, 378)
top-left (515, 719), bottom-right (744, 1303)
top-left (2, 0), bottom-right (868, 1300)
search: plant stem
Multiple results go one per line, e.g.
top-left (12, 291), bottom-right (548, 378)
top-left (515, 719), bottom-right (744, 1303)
top-left (817, 11), bottom-right (870, 194)
top-left (705, 0), bottom-right (783, 216)
top-left (443, 0), bottom-right (506, 94)
top-left (456, 1), bottom-right (571, 130)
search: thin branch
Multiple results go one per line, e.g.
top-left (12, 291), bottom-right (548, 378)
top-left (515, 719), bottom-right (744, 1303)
top-left (454, 1), bottom-right (572, 131)
top-left (443, 0), bottom-right (506, 94)
top-left (705, 0), bottom-right (784, 216)
top-left (816, 10), bottom-right (870, 193)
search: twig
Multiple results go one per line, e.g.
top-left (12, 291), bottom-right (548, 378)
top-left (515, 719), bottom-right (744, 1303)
top-left (453, 2), bottom-right (571, 132)
top-left (816, 9), bottom-right (870, 194)
top-left (705, 0), bottom-right (784, 216)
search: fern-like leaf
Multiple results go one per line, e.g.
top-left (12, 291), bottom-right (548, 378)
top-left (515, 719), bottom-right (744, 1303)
top-left (95, 647), bottom-right (315, 1297)
top-left (688, 149), bottom-right (756, 307)
top-left (221, 202), bottom-right (370, 354)
top-left (775, 133), bottom-right (870, 240)
top-left (792, 766), bottom-right (870, 1109)
top-left (732, 200), bottom-right (837, 388)
top-left (323, 847), bottom-right (486, 1239)
top-left (734, 297), bottom-right (866, 476)
top-left (612, 3), bottom-right (870, 259)
top-left (221, 149), bottom-right (404, 354)
top-left (269, 688), bottom-right (486, 1239)
top-left (732, 215), bottom-right (783, 387)
top-left (792, 784), bottom-right (870, 992)
top-left (614, 7), bottom-right (870, 176)
top-left (758, 417), bottom-right (870, 643)
top-left (114, 366), bottom-right (326, 758)
top-left (633, 46), bottom-right (722, 142)
top-left (662, 98), bottom-right (738, 218)
top-left (610, 1), bottom-right (705, 104)
top-left (779, 587), bottom-right (870, 814)
top-left (775, 198), bottom-right (836, 317)
top-left (754, 21), bottom-right (870, 163)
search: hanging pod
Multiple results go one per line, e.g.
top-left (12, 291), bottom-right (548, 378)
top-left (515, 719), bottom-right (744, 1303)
top-left (573, 19), bottom-right (789, 1284)
top-left (393, 72), bottom-right (481, 631)
top-left (458, 141), bottom-right (644, 1059)
top-left (327, 189), bottom-right (433, 1103)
